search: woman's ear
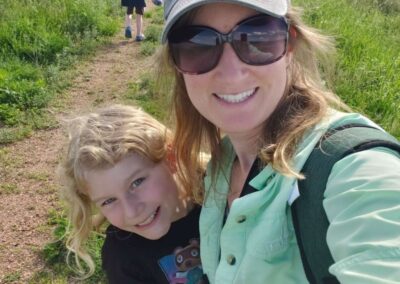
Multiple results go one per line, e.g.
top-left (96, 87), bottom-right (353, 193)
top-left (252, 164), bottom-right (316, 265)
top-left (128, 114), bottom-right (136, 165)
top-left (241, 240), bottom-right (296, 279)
top-left (288, 26), bottom-right (297, 52)
top-left (165, 144), bottom-right (177, 173)
top-left (285, 26), bottom-right (297, 67)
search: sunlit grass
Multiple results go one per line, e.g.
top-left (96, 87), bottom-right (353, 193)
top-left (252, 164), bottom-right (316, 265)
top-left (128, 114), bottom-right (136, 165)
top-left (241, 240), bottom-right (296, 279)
top-left (0, 0), bottom-right (121, 143)
top-left (295, 0), bottom-right (400, 138)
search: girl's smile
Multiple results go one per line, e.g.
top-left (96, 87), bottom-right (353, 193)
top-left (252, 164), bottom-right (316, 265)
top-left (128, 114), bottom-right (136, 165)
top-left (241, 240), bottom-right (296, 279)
top-left (134, 206), bottom-right (160, 228)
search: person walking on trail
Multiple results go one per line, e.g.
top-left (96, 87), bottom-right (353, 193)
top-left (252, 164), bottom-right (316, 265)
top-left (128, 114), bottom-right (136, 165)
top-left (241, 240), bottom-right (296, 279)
top-left (157, 0), bottom-right (400, 283)
top-left (121, 0), bottom-right (146, 41)
top-left (58, 104), bottom-right (209, 283)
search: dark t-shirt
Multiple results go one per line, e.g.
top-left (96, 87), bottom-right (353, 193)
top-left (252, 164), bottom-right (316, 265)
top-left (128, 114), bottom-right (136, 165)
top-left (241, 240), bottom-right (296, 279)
top-left (121, 0), bottom-right (146, 8)
top-left (102, 206), bottom-right (207, 284)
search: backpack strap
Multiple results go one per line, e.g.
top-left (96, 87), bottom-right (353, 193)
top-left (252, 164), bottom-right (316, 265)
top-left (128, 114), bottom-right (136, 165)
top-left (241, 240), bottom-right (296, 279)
top-left (291, 123), bottom-right (400, 284)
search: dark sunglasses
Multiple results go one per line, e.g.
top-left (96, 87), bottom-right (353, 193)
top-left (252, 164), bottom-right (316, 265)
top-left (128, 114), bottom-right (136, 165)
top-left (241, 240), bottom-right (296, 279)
top-left (167, 14), bottom-right (289, 75)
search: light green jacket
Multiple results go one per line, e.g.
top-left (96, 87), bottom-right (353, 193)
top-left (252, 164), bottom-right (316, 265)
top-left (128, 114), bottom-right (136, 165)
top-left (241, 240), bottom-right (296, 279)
top-left (200, 111), bottom-right (400, 284)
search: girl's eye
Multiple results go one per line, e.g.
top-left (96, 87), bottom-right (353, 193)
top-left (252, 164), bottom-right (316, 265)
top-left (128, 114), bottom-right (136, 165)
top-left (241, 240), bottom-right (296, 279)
top-left (101, 197), bottom-right (116, 207)
top-left (131, 177), bottom-right (145, 189)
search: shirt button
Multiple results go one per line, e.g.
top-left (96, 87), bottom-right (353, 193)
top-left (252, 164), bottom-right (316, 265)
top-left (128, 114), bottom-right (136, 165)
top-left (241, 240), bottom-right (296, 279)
top-left (266, 173), bottom-right (276, 183)
top-left (236, 215), bottom-right (246, 223)
top-left (226, 254), bottom-right (236, 265)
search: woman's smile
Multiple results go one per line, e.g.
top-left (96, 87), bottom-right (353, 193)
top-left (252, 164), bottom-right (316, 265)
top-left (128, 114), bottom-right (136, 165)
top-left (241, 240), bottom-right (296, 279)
top-left (214, 87), bottom-right (258, 104)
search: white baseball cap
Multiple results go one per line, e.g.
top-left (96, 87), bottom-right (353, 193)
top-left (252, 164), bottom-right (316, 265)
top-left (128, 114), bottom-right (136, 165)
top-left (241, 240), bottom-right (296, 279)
top-left (161, 0), bottom-right (290, 43)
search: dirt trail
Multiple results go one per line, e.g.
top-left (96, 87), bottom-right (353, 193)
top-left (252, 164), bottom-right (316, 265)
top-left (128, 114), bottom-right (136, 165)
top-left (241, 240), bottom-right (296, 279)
top-left (0, 22), bottom-right (156, 283)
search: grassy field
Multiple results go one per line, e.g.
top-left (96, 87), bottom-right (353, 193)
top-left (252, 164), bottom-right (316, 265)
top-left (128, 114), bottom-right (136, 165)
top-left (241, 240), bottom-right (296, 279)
top-left (295, 0), bottom-right (400, 137)
top-left (0, 0), bottom-right (121, 143)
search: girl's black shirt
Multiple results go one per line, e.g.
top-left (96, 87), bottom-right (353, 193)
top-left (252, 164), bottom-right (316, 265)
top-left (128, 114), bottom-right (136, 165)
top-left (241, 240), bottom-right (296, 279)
top-left (102, 206), bottom-right (208, 284)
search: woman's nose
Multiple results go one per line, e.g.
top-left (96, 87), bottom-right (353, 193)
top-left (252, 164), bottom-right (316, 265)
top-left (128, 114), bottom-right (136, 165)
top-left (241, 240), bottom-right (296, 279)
top-left (214, 43), bottom-right (247, 77)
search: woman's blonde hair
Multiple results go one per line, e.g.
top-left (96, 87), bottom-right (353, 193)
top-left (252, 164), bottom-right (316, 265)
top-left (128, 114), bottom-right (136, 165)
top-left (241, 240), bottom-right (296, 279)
top-left (58, 104), bottom-right (177, 278)
top-left (156, 6), bottom-right (351, 201)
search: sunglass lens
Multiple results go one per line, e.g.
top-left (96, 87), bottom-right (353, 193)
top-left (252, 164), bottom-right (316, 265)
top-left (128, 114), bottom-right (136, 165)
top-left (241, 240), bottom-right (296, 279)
top-left (169, 28), bottom-right (222, 74)
top-left (233, 16), bottom-right (288, 65)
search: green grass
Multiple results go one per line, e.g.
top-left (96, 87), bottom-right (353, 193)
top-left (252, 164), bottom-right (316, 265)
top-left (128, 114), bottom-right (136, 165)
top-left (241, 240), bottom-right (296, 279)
top-left (139, 23), bottom-right (163, 56)
top-left (140, 7), bottom-right (164, 56)
top-left (126, 6), bottom-right (169, 120)
top-left (0, 0), bottom-right (121, 143)
top-left (124, 71), bottom-right (171, 123)
top-left (25, 171), bottom-right (50, 182)
top-left (0, 183), bottom-right (20, 195)
top-left (294, 0), bottom-right (400, 138)
top-left (32, 209), bottom-right (106, 283)
top-left (2, 272), bottom-right (21, 283)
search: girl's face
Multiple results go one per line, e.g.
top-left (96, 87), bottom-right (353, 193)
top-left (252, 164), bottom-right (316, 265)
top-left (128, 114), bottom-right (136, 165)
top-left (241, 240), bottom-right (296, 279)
top-left (182, 3), bottom-right (291, 138)
top-left (85, 154), bottom-right (186, 240)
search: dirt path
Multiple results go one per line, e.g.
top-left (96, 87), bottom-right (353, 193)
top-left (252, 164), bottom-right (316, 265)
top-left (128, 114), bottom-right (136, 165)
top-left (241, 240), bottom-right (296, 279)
top-left (0, 21), bottom-right (156, 283)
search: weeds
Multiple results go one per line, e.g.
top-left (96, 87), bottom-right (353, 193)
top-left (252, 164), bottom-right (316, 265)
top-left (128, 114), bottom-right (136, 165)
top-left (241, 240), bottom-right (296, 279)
top-left (0, 183), bottom-right (20, 195)
top-left (37, 209), bottom-right (106, 283)
top-left (298, 0), bottom-right (400, 138)
top-left (124, 72), bottom-right (170, 122)
top-left (2, 272), bottom-right (21, 283)
top-left (0, 0), bottom-right (121, 143)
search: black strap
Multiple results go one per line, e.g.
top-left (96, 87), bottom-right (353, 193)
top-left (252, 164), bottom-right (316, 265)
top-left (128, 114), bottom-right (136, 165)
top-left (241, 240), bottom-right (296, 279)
top-left (291, 124), bottom-right (400, 284)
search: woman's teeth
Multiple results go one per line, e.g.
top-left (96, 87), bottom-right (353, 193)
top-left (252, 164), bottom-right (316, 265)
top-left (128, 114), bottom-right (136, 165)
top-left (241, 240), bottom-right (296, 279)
top-left (136, 208), bottom-right (158, 227)
top-left (215, 88), bottom-right (255, 103)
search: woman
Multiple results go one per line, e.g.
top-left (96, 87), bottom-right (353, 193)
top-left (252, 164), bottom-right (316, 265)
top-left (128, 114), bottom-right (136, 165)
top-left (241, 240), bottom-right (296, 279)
top-left (158, 0), bottom-right (400, 283)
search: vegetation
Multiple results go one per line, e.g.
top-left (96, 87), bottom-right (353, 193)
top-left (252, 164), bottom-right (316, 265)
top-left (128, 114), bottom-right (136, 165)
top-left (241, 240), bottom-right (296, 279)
top-left (0, 0), bottom-right (120, 143)
top-left (125, 7), bottom-right (170, 121)
top-left (34, 209), bottom-right (106, 283)
top-left (139, 8), bottom-right (164, 56)
top-left (296, 0), bottom-right (400, 138)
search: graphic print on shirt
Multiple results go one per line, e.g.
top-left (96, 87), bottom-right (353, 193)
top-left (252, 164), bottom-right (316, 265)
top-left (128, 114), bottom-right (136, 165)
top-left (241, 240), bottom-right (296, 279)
top-left (158, 238), bottom-right (204, 284)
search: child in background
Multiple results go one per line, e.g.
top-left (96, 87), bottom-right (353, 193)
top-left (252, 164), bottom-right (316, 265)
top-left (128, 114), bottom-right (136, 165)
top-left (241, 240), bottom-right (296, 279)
top-left (59, 104), bottom-right (208, 283)
top-left (121, 0), bottom-right (146, 41)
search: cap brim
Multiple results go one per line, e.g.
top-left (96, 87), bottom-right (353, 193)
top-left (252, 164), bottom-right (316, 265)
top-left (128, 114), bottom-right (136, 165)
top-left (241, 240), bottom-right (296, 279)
top-left (161, 0), bottom-right (288, 43)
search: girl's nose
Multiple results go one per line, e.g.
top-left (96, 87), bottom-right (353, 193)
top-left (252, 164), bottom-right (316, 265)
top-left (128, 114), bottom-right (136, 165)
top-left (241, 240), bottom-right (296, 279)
top-left (121, 197), bottom-right (144, 222)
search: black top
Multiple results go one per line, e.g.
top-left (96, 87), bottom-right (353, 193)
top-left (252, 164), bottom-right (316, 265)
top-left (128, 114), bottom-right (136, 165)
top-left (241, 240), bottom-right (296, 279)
top-left (121, 0), bottom-right (146, 8)
top-left (102, 206), bottom-right (208, 284)
top-left (240, 157), bottom-right (262, 197)
top-left (223, 157), bottom-right (260, 224)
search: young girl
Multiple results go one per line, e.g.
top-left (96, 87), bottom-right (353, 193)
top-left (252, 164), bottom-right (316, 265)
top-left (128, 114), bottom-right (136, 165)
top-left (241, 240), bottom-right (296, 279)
top-left (59, 104), bottom-right (207, 283)
top-left (158, 0), bottom-right (400, 283)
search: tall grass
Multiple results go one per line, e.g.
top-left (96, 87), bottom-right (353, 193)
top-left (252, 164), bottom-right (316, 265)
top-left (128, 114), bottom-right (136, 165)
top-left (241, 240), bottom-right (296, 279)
top-left (0, 0), bottom-right (120, 143)
top-left (295, 0), bottom-right (400, 138)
